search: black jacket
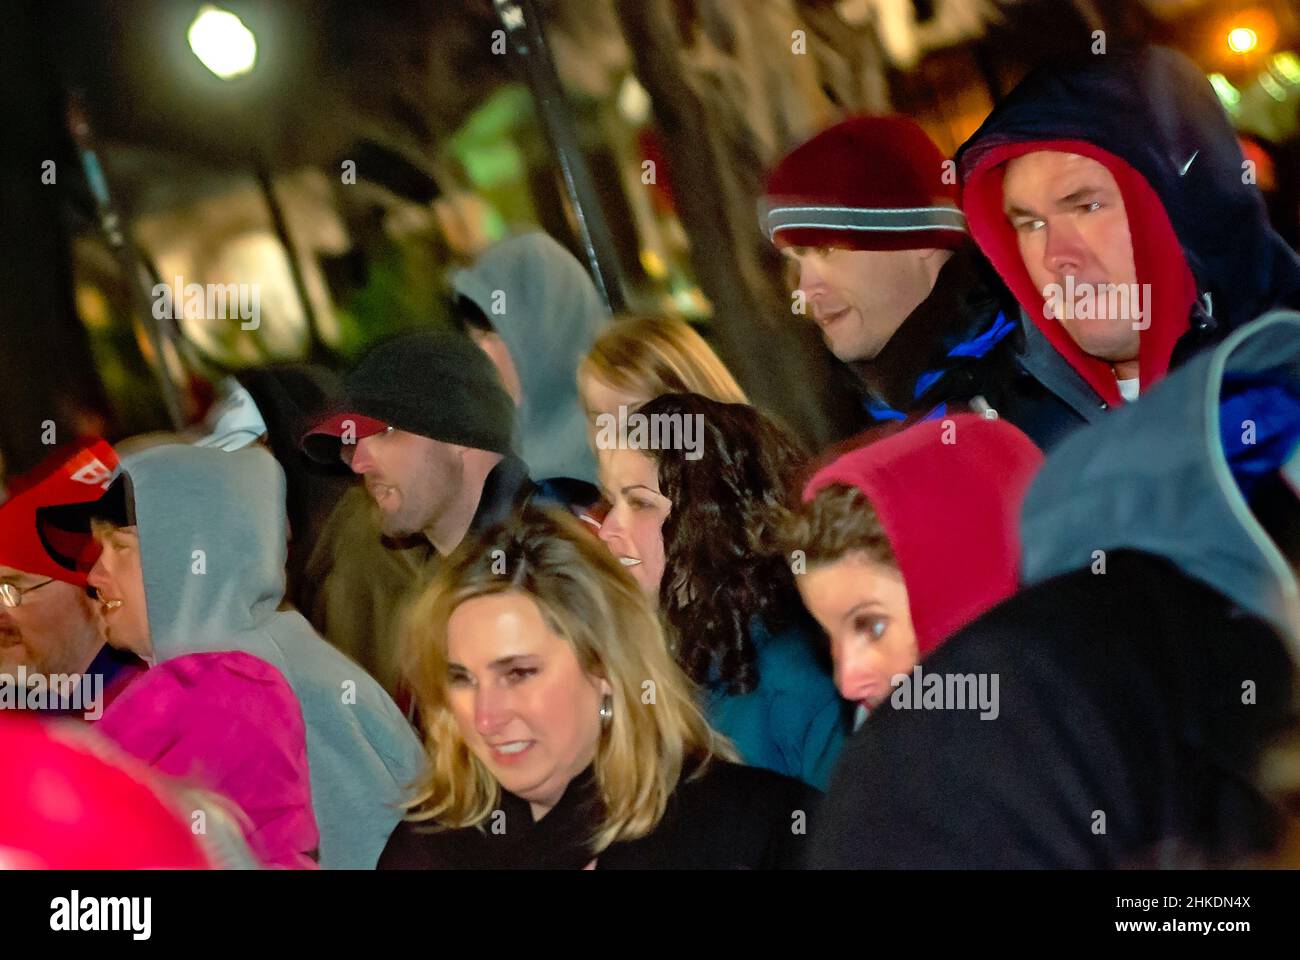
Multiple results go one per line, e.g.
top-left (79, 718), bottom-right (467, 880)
top-left (380, 758), bottom-right (819, 869)
top-left (812, 552), bottom-right (1294, 868)
top-left (812, 311), bottom-right (1300, 868)
top-left (850, 243), bottom-right (1011, 417)
top-left (840, 242), bottom-right (1074, 451)
top-left (957, 46), bottom-right (1300, 449)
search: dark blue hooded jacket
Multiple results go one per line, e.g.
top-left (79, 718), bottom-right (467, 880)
top-left (957, 45), bottom-right (1300, 450)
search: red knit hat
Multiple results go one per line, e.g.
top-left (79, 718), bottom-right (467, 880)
top-left (0, 438), bottom-right (119, 586)
top-left (761, 115), bottom-right (968, 253)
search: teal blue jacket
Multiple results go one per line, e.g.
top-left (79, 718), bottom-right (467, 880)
top-left (705, 615), bottom-right (848, 791)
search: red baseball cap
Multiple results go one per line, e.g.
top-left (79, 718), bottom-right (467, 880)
top-left (300, 412), bottom-right (391, 463)
top-left (0, 438), bottom-right (120, 586)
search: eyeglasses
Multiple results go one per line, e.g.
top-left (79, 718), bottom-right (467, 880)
top-left (0, 579), bottom-right (55, 609)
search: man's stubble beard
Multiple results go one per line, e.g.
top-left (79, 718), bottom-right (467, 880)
top-left (382, 444), bottom-right (465, 540)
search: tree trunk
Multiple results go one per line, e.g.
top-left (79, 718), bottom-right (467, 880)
top-left (613, 0), bottom-right (865, 449)
top-left (0, 2), bottom-right (112, 480)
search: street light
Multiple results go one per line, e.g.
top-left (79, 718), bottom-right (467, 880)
top-left (188, 4), bottom-right (257, 79)
top-left (1228, 27), bottom-right (1259, 54)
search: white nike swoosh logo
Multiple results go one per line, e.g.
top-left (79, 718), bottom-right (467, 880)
top-left (1179, 150), bottom-right (1199, 176)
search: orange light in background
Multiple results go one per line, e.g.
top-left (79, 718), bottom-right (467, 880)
top-left (1228, 27), bottom-right (1259, 54)
top-left (1219, 8), bottom-right (1278, 62)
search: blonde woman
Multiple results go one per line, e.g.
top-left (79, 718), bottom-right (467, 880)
top-left (577, 315), bottom-right (747, 426)
top-left (379, 506), bottom-right (816, 869)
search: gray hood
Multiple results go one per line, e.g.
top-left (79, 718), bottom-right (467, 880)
top-left (1022, 310), bottom-right (1300, 655)
top-left (129, 443), bottom-right (288, 664)
top-left (452, 232), bottom-right (606, 485)
top-left (126, 444), bottom-right (425, 868)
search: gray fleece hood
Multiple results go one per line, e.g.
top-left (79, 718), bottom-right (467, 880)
top-left (129, 444), bottom-right (287, 663)
top-left (1021, 310), bottom-right (1300, 656)
top-left (125, 443), bottom-right (425, 868)
top-left (452, 232), bottom-right (607, 485)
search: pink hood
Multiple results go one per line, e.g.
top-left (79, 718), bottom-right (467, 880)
top-left (100, 651), bottom-right (319, 869)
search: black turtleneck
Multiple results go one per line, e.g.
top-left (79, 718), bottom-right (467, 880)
top-left (378, 757), bottom-right (818, 870)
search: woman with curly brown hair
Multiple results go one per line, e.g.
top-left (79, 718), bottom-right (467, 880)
top-left (595, 392), bottom-right (846, 789)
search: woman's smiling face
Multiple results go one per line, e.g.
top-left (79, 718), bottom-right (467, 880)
top-left (595, 448), bottom-right (670, 597)
top-left (445, 591), bottom-right (610, 820)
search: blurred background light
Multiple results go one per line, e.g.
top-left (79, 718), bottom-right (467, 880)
top-left (1228, 27), bottom-right (1259, 54)
top-left (188, 5), bottom-right (257, 80)
top-left (1270, 52), bottom-right (1300, 85)
top-left (1259, 70), bottom-right (1288, 101)
top-left (1208, 72), bottom-right (1242, 110)
top-left (617, 75), bottom-right (651, 125)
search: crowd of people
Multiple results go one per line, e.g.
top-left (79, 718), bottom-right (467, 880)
top-left (2, 45), bottom-right (1300, 870)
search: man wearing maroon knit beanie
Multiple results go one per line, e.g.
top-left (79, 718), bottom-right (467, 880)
top-left (761, 115), bottom-right (1057, 444)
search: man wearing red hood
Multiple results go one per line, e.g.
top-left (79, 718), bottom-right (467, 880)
top-left (958, 45), bottom-right (1300, 449)
top-left (0, 438), bottom-right (142, 715)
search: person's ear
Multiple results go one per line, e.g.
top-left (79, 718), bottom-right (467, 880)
top-left (598, 675), bottom-right (613, 699)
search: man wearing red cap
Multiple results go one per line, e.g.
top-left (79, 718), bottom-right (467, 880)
top-left (0, 439), bottom-right (142, 714)
top-left (761, 114), bottom-right (1053, 440)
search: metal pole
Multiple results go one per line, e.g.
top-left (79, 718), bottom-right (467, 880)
top-left (494, 0), bottom-right (627, 312)
top-left (66, 93), bottom-right (187, 429)
top-left (254, 160), bottom-right (334, 365)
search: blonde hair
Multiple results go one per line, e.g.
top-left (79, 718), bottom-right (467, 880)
top-left (400, 506), bottom-right (735, 853)
top-left (578, 315), bottom-right (747, 417)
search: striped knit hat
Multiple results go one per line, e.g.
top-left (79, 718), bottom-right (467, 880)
top-left (760, 115), bottom-right (968, 253)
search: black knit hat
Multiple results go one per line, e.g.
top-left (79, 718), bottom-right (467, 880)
top-left (300, 330), bottom-right (515, 463)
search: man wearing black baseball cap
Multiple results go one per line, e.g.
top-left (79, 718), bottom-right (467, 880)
top-left (300, 330), bottom-right (532, 695)
top-left (303, 329), bottom-right (522, 551)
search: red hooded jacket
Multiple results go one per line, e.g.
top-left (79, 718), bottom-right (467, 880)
top-left (957, 47), bottom-right (1300, 413)
top-left (962, 138), bottom-right (1197, 409)
top-left (804, 414), bottom-right (1044, 655)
